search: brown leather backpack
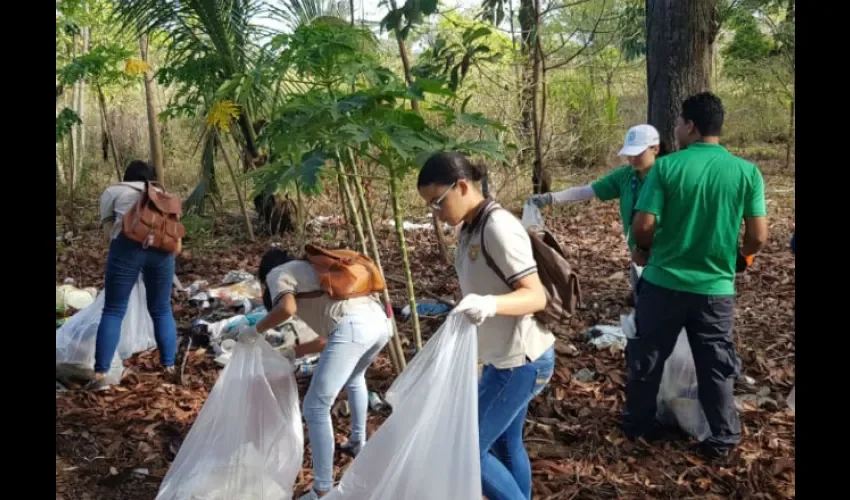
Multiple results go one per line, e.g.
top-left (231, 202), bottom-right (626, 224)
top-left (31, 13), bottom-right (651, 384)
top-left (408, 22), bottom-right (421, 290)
top-left (303, 244), bottom-right (386, 299)
top-left (122, 182), bottom-right (185, 254)
top-left (479, 202), bottom-right (582, 329)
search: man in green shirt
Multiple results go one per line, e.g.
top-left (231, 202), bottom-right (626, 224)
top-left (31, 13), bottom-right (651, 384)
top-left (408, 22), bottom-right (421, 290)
top-left (528, 124), bottom-right (661, 302)
top-left (624, 92), bottom-right (768, 459)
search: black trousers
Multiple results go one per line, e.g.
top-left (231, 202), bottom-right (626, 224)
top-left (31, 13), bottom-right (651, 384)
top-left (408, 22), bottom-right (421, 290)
top-left (622, 280), bottom-right (741, 451)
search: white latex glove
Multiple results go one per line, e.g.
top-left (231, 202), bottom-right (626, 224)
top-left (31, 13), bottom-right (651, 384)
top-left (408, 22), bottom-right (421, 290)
top-left (451, 294), bottom-right (498, 326)
top-left (236, 325), bottom-right (262, 344)
top-left (528, 193), bottom-right (553, 208)
top-left (279, 347), bottom-right (296, 363)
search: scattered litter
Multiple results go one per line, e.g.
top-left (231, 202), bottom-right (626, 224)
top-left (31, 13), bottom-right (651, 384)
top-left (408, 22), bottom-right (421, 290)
top-left (368, 392), bottom-right (385, 411)
top-left (742, 375), bottom-right (757, 386)
top-left (583, 323), bottom-right (627, 350)
top-left (222, 270), bottom-right (255, 285)
top-left (56, 284), bottom-right (98, 312)
top-left (133, 468), bottom-right (149, 477)
top-left (396, 299), bottom-right (453, 321)
top-left (735, 390), bottom-right (779, 411)
top-left (386, 218), bottom-right (451, 233)
top-left (574, 368), bottom-right (596, 383)
top-left (109, 467), bottom-right (119, 476)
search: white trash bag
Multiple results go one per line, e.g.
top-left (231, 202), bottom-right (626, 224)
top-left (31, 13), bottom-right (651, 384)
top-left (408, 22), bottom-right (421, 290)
top-left (621, 312), bottom-right (710, 441)
top-left (56, 277), bottom-right (157, 383)
top-left (325, 314), bottom-right (481, 500)
top-left (521, 200), bottom-right (545, 228)
top-left (156, 339), bottom-right (303, 500)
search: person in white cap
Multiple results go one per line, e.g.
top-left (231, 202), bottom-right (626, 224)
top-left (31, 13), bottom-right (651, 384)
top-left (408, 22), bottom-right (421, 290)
top-left (527, 124), bottom-right (661, 299)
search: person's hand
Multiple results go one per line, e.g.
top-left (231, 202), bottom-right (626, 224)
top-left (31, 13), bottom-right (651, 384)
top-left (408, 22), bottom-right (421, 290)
top-left (451, 294), bottom-right (498, 326)
top-left (529, 193), bottom-right (553, 209)
top-left (632, 247), bottom-right (650, 267)
top-left (736, 252), bottom-right (755, 273)
top-left (236, 325), bottom-right (262, 344)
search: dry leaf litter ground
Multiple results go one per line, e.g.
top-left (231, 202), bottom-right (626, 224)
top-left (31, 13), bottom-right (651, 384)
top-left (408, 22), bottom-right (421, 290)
top-left (56, 169), bottom-right (795, 500)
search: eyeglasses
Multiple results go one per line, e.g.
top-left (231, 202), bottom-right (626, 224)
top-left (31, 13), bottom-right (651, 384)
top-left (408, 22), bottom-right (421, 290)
top-left (429, 182), bottom-right (456, 212)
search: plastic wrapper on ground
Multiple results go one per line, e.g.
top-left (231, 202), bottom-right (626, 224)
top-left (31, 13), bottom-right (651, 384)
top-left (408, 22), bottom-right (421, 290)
top-left (324, 314), bottom-right (481, 500)
top-left (155, 339), bottom-right (303, 500)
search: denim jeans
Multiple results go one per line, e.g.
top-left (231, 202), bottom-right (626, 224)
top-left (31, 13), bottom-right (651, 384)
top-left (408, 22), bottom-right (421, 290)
top-left (479, 346), bottom-right (555, 500)
top-left (94, 234), bottom-right (178, 373)
top-left (302, 304), bottom-right (391, 492)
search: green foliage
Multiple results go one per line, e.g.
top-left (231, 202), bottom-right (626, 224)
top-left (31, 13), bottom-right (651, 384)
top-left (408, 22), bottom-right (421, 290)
top-left (380, 0), bottom-right (439, 39)
top-left (57, 44), bottom-right (135, 88)
top-left (56, 108), bottom-right (82, 143)
top-left (254, 21), bottom-right (507, 197)
top-left (412, 25), bottom-right (503, 92)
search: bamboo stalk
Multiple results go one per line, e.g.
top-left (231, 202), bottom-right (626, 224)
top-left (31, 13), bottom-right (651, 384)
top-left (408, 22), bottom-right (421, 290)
top-left (347, 149), bottom-right (407, 373)
top-left (389, 173), bottom-right (423, 351)
top-left (336, 158), bottom-right (369, 256)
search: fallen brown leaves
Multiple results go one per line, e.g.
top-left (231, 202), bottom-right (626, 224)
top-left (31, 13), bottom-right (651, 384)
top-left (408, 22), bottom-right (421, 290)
top-left (56, 195), bottom-right (795, 500)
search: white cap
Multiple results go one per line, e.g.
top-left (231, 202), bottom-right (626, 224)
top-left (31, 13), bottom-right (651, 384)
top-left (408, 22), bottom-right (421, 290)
top-left (618, 124), bottom-right (660, 157)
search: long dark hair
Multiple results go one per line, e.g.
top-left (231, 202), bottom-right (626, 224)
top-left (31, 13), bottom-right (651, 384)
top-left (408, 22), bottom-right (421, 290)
top-left (258, 248), bottom-right (295, 310)
top-left (123, 160), bottom-right (156, 182)
top-left (417, 152), bottom-right (490, 197)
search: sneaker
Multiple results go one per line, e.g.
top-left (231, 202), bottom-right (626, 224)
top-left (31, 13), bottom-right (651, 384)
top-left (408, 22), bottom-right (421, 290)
top-left (298, 488), bottom-right (327, 500)
top-left (83, 377), bottom-right (111, 392)
top-left (697, 441), bottom-right (732, 461)
top-left (337, 440), bottom-right (363, 458)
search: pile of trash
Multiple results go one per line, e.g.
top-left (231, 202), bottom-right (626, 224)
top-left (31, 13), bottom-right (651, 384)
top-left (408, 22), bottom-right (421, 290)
top-left (183, 270), bottom-right (321, 371)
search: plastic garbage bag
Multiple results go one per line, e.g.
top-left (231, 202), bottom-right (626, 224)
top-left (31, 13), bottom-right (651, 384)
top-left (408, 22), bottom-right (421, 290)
top-left (56, 277), bottom-right (156, 383)
top-left (156, 339), bottom-right (303, 500)
top-left (622, 312), bottom-right (710, 441)
top-left (521, 200), bottom-right (545, 228)
top-left (325, 314), bottom-right (480, 500)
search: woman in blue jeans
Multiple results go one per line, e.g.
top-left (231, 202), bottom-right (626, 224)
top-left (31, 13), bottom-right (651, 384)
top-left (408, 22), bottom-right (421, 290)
top-left (238, 248), bottom-right (391, 499)
top-left (86, 161), bottom-right (179, 391)
top-left (418, 152), bottom-right (556, 500)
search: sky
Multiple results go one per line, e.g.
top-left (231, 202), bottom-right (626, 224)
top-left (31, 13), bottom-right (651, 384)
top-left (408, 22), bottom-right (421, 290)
top-left (256, 0), bottom-right (484, 33)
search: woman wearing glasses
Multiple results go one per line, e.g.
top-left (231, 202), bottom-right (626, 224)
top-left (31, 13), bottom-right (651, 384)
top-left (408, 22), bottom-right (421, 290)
top-left (417, 151), bottom-right (555, 500)
top-left (527, 124), bottom-right (661, 301)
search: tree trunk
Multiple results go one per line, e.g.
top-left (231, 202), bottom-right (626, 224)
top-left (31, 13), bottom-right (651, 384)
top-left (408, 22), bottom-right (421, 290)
top-left (389, 174), bottom-right (423, 352)
top-left (139, 35), bottom-right (166, 183)
top-left (785, 98), bottom-right (794, 170)
top-left (346, 149), bottom-right (407, 374)
top-left (217, 132), bottom-right (255, 241)
top-left (97, 85), bottom-right (123, 182)
top-left (646, 0), bottom-right (719, 155)
top-left (518, 0), bottom-right (536, 166)
top-left (388, 0), bottom-right (451, 265)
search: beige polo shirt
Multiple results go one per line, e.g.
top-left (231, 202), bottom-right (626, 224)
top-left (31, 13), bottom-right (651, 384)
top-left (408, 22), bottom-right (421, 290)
top-left (456, 201), bottom-right (555, 369)
top-left (266, 260), bottom-right (383, 336)
top-left (99, 182), bottom-right (147, 240)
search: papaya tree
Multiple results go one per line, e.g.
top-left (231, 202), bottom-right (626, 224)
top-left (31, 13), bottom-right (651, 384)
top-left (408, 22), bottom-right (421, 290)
top-left (256, 21), bottom-right (506, 366)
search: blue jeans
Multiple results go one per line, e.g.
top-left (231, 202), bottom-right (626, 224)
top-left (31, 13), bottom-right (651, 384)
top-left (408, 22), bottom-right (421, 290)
top-left (302, 304), bottom-right (391, 492)
top-left (479, 346), bottom-right (555, 500)
top-left (94, 234), bottom-right (178, 373)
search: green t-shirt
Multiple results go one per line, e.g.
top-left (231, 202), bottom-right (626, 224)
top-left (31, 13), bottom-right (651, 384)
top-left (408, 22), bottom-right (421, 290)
top-left (634, 142), bottom-right (767, 295)
top-left (591, 165), bottom-right (651, 252)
